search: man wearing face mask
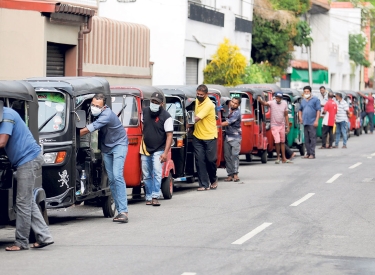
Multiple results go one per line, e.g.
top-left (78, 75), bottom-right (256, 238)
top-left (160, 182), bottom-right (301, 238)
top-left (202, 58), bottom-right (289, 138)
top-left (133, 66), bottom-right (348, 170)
top-left (80, 93), bottom-right (129, 223)
top-left (258, 92), bottom-right (291, 164)
top-left (140, 91), bottom-right (173, 206)
top-left (299, 86), bottom-right (321, 159)
top-left (193, 84), bottom-right (218, 191)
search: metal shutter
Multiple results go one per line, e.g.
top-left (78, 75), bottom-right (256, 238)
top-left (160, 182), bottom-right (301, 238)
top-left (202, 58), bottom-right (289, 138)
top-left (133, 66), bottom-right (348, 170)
top-left (186, 58), bottom-right (198, 85)
top-left (46, 43), bottom-right (65, 77)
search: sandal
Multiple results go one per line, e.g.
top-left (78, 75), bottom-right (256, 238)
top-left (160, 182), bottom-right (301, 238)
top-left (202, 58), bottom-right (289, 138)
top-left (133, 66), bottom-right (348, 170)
top-left (197, 187), bottom-right (210, 191)
top-left (224, 177), bottom-right (233, 182)
top-left (275, 159), bottom-right (281, 164)
top-left (5, 244), bottom-right (28, 251)
top-left (152, 198), bottom-right (160, 206)
top-left (31, 241), bottom-right (54, 249)
top-left (302, 155), bottom-right (310, 159)
top-left (146, 200), bottom-right (152, 205)
top-left (319, 146), bottom-right (326, 149)
top-left (308, 155), bottom-right (315, 159)
top-left (233, 178), bottom-right (240, 182)
top-left (282, 159), bottom-right (293, 164)
top-left (113, 213), bottom-right (128, 223)
top-left (210, 184), bottom-right (218, 190)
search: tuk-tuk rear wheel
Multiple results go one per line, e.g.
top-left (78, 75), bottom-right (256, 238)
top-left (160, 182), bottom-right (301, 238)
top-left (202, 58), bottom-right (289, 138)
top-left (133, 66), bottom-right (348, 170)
top-left (101, 194), bottom-right (116, 218)
top-left (261, 151), bottom-right (267, 164)
top-left (161, 173), bottom-right (173, 200)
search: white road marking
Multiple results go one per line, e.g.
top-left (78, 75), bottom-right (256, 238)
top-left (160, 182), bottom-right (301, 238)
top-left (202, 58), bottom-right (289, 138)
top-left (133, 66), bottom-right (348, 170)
top-left (232, 223), bottom-right (272, 245)
top-left (326, 173), bottom-right (342, 183)
top-left (290, 193), bottom-right (315, 206)
top-left (181, 273), bottom-right (196, 275)
top-left (349, 162), bottom-right (362, 169)
top-left (371, 153), bottom-right (375, 156)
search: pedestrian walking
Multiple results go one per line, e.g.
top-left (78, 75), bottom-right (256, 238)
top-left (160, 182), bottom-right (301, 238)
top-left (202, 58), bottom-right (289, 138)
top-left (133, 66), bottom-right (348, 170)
top-left (299, 86), bottom-right (321, 159)
top-left (258, 92), bottom-right (292, 164)
top-left (221, 96), bottom-right (242, 182)
top-left (320, 92), bottom-right (337, 149)
top-left (357, 91), bottom-right (374, 134)
top-left (140, 91), bottom-right (173, 206)
top-left (80, 93), bottom-right (129, 223)
top-left (0, 107), bottom-right (53, 251)
top-left (332, 92), bottom-right (350, 148)
top-left (192, 84), bottom-right (218, 191)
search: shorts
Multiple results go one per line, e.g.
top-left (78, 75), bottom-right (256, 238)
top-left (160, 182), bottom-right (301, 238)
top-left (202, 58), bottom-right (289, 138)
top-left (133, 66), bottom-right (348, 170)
top-left (271, 125), bottom-right (285, 143)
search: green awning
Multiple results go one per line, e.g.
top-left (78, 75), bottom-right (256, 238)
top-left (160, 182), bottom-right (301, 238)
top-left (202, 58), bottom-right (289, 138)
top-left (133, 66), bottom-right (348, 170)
top-left (291, 68), bottom-right (328, 84)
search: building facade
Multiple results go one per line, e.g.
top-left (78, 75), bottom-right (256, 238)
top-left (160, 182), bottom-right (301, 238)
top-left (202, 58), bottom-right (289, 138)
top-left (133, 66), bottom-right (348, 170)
top-left (99, 0), bottom-right (254, 85)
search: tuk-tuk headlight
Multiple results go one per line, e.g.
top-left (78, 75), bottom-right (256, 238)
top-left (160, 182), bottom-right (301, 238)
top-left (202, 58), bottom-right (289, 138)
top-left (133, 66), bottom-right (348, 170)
top-left (43, 151), bottom-right (66, 164)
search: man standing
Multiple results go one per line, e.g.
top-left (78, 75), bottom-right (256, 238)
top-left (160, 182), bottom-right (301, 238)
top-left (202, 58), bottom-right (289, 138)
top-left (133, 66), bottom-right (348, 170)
top-left (320, 92), bottom-right (337, 149)
top-left (357, 91), bottom-right (374, 134)
top-left (299, 86), bottom-right (321, 159)
top-left (258, 92), bottom-right (291, 164)
top-left (0, 107), bottom-right (53, 251)
top-left (333, 92), bottom-right (350, 148)
top-left (140, 91), bottom-right (173, 206)
top-left (80, 94), bottom-right (129, 223)
top-left (318, 86), bottom-right (328, 112)
top-left (222, 97), bottom-right (242, 182)
top-left (193, 84), bottom-right (218, 191)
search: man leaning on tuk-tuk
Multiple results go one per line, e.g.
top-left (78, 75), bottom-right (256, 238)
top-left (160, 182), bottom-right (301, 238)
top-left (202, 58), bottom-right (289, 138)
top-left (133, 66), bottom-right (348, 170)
top-left (80, 94), bottom-right (129, 223)
top-left (357, 91), bottom-right (374, 134)
top-left (140, 91), bottom-right (173, 206)
top-left (0, 107), bottom-right (53, 251)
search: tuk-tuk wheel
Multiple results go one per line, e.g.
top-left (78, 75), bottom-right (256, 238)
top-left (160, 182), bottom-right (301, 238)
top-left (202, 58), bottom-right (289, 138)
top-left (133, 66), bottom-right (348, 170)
top-left (161, 174), bottom-right (174, 200)
top-left (261, 151), bottom-right (267, 164)
top-left (101, 194), bottom-right (116, 218)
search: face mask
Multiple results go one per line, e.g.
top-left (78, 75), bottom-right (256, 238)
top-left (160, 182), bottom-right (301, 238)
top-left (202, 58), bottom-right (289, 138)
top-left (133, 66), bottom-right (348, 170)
top-left (304, 94), bottom-right (311, 99)
top-left (91, 106), bottom-right (102, 116)
top-left (197, 96), bottom-right (205, 103)
top-left (150, 102), bottom-right (160, 112)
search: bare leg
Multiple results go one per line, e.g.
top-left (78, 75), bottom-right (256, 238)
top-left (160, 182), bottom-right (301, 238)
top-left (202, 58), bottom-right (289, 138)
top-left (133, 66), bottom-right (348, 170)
top-left (275, 143), bottom-right (281, 160)
top-left (281, 143), bottom-right (287, 161)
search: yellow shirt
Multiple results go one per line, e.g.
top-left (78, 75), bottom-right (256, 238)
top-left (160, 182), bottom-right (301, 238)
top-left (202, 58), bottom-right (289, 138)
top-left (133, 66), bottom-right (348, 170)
top-left (193, 97), bottom-right (217, 140)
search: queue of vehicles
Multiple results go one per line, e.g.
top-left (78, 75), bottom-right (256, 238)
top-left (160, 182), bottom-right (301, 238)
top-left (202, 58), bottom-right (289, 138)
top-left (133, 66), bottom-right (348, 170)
top-left (0, 77), bottom-right (374, 226)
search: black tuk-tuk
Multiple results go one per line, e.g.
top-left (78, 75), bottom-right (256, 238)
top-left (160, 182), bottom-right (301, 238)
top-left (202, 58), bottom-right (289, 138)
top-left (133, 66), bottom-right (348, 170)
top-left (26, 77), bottom-right (115, 218)
top-left (0, 80), bottom-right (47, 225)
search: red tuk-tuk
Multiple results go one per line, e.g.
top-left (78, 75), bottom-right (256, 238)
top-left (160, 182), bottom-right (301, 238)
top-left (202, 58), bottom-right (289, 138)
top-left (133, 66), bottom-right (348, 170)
top-left (110, 86), bottom-right (175, 199)
top-left (228, 87), bottom-right (269, 163)
top-left (236, 84), bottom-right (281, 158)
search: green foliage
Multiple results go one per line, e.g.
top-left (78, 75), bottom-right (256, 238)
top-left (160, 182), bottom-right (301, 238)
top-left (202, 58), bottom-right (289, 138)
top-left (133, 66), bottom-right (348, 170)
top-left (349, 33), bottom-right (371, 67)
top-left (241, 60), bottom-right (276, 84)
top-left (294, 21), bottom-right (313, 47)
top-left (269, 0), bottom-right (310, 15)
top-left (203, 38), bottom-right (247, 86)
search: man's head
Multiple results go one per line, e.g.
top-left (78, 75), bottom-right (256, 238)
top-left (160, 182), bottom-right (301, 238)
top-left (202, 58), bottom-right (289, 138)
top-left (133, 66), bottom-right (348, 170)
top-left (320, 86), bottom-right (326, 95)
top-left (150, 91), bottom-right (164, 113)
top-left (335, 92), bottom-right (343, 101)
top-left (274, 92), bottom-right (283, 104)
top-left (196, 84), bottom-right (208, 103)
top-left (328, 92), bottom-right (334, 99)
top-left (230, 96), bottom-right (241, 110)
top-left (303, 86), bottom-right (312, 99)
top-left (91, 93), bottom-right (106, 116)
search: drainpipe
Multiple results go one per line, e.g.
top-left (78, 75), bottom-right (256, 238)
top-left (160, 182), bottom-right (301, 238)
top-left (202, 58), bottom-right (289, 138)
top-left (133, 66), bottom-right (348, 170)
top-left (77, 16), bottom-right (93, 76)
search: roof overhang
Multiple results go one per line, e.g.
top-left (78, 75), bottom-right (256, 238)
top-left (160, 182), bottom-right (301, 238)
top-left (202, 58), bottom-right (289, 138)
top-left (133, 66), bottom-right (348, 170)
top-left (291, 59), bottom-right (328, 71)
top-left (309, 0), bottom-right (330, 14)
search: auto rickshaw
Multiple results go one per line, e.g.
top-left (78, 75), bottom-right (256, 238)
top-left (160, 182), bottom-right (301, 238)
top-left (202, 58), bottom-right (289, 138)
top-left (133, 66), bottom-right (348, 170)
top-left (110, 85), bottom-right (175, 199)
top-left (0, 80), bottom-right (48, 226)
top-left (281, 88), bottom-right (305, 155)
top-left (27, 77), bottom-right (116, 217)
top-left (227, 87), bottom-right (268, 163)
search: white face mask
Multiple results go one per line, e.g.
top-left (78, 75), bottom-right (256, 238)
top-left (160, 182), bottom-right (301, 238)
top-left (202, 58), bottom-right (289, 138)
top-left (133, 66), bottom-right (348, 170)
top-left (150, 102), bottom-right (160, 112)
top-left (304, 94), bottom-right (311, 99)
top-left (91, 106), bottom-right (102, 116)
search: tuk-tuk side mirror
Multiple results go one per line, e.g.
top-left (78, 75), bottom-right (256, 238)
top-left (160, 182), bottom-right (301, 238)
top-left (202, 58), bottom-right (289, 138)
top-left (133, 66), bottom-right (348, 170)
top-left (75, 110), bottom-right (87, 129)
top-left (187, 110), bottom-right (195, 124)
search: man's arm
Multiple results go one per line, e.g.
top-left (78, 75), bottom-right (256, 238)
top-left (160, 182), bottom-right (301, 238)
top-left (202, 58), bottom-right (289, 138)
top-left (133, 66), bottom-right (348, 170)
top-left (80, 127), bottom-right (90, 136)
top-left (298, 110), bottom-right (303, 124)
top-left (284, 110), bottom-right (290, 134)
top-left (195, 101), bottom-right (213, 122)
top-left (80, 109), bottom-right (111, 137)
top-left (357, 91), bottom-right (366, 98)
top-left (257, 96), bottom-right (270, 106)
top-left (314, 110), bottom-right (320, 127)
top-left (160, 132), bottom-right (173, 163)
top-left (0, 134), bottom-right (9, 148)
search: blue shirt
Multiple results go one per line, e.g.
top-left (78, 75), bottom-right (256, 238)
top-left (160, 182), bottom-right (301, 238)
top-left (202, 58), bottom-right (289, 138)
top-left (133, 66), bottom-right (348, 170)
top-left (300, 97), bottom-right (321, 126)
top-left (0, 108), bottom-right (40, 168)
top-left (87, 106), bottom-right (128, 153)
top-left (225, 108), bottom-right (242, 140)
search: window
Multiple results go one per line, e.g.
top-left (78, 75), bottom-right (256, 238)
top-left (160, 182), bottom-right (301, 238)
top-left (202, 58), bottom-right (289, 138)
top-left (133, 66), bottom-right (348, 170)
top-left (241, 97), bottom-right (252, 114)
top-left (111, 96), bottom-right (139, 127)
top-left (166, 97), bottom-right (185, 131)
top-left (37, 92), bottom-right (67, 133)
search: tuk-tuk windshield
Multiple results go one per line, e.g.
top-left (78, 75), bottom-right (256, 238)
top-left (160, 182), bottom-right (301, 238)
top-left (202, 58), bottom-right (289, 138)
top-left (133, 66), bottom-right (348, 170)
top-left (37, 92), bottom-right (67, 133)
top-left (165, 97), bottom-right (184, 127)
top-left (111, 96), bottom-right (139, 126)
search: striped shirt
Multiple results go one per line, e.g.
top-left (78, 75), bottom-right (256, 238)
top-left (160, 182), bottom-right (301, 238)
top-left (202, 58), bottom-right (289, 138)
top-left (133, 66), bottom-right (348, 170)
top-left (336, 99), bottom-right (349, 122)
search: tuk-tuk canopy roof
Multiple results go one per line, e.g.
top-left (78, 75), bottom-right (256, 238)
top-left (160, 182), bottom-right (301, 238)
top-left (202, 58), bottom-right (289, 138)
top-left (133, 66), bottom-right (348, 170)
top-left (236, 84), bottom-right (282, 93)
top-left (337, 90), bottom-right (358, 98)
top-left (156, 85), bottom-right (197, 99)
top-left (26, 77), bottom-right (110, 97)
top-left (205, 85), bottom-right (230, 98)
top-left (281, 88), bottom-right (301, 97)
top-left (111, 85), bottom-right (162, 99)
top-left (227, 87), bottom-right (265, 98)
top-left (0, 80), bottom-right (38, 103)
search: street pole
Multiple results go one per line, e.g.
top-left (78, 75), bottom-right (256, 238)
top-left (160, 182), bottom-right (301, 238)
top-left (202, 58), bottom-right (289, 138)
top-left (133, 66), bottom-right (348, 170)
top-left (307, 46), bottom-right (313, 86)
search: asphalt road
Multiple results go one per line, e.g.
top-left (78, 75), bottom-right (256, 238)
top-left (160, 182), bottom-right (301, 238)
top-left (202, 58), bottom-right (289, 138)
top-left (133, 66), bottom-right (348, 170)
top-left (1, 134), bottom-right (375, 275)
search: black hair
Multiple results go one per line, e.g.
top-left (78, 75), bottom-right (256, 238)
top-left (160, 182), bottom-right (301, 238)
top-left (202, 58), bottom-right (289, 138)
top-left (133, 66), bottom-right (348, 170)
top-left (93, 93), bottom-right (106, 105)
top-left (196, 84), bottom-right (208, 93)
top-left (320, 86), bottom-right (326, 90)
top-left (328, 92), bottom-right (334, 98)
top-left (303, 86), bottom-right (312, 92)
top-left (232, 96), bottom-right (241, 104)
top-left (335, 92), bottom-right (342, 99)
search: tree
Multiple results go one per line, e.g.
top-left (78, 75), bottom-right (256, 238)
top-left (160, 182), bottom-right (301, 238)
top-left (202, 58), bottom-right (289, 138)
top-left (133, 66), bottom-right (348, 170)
top-left (349, 33), bottom-right (371, 67)
top-left (242, 60), bottom-right (275, 84)
top-left (203, 38), bottom-right (247, 86)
